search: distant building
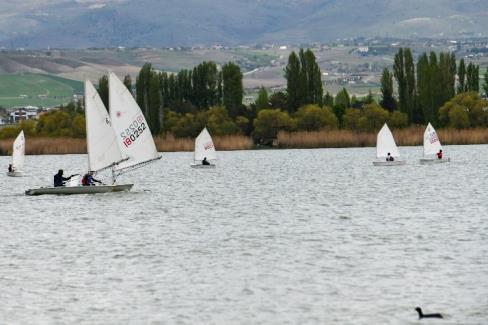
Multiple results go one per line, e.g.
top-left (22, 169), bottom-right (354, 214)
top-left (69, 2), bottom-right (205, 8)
top-left (8, 106), bottom-right (40, 123)
top-left (243, 96), bottom-right (255, 105)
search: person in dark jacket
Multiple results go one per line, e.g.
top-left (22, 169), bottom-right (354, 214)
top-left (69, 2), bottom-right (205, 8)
top-left (386, 153), bottom-right (394, 162)
top-left (202, 157), bottom-right (210, 165)
top-left (8, 164), bottom-right (14, 173)
top-left (54, 169), bottom-right (75, 187)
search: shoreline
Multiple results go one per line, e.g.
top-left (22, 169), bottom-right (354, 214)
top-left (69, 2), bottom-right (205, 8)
top-left (1, 127), bottom-right (488, 155)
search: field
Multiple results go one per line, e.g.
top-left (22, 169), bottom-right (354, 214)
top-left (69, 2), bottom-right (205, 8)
top-left (0, 73), bottom-right (82, 108)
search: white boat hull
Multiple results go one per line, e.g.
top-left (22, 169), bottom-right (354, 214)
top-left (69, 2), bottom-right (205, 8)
top-left (25, 184), bottom-right (133, 196)
top-left (6, 171), bottom-right (24, 177)
top-left (190, 164), bottom-right (216, 169)
top-left (420, 158), bottom-right (450, 164)
top-left (373, 160), bottom-right (407, 166)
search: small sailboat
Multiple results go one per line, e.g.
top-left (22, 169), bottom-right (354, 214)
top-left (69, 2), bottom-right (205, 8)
top-left (25, 73), bottom-right (161, 195)
top-left (373, 123), bottom-right (406, 166)
top-left (7, 130), bottom-right (25, 177)
top-left (420, 123), bottom-right (450, 164)
top-left (190, 127), bottom-right (216, 168)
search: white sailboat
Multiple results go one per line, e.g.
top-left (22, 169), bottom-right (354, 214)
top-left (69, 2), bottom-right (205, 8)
top-left (7, 130), bottom-right (25, 177)
top-left (420, 123), bottom-right (450, 164)
top-left (25, 74), bottom-right (160, 195)
top-left (373, 123), bottom-right (406, 166)
top-left (191, 127), bottom-right (216, 168)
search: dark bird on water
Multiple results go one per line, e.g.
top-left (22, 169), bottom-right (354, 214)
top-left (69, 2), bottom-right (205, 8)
top-left (415, 307), bottom-right (443, 319)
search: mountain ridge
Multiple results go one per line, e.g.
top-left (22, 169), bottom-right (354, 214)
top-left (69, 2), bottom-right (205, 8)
top-left (0, 0), bottom-right (487, 48)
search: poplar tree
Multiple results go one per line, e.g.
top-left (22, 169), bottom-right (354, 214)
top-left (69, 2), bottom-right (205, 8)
top-left (123, 74), bottom-right (132, 95)
top-left (380, 67), bottom-right (396, 111)
top-left (97, 75), bottom-right (109, 111)
top-left (457, 59), bottom-right (466, 93)
top-left (148, 72), bottom-right (161, 133)
top-left (466, 63), bottom-right (480, 92)
top-left (483, 69), bottom-right (488, 97)
top-left (222, 62), bottom-right (243, 118)
top-left (285, 51), bottom-right (301, 112)
top-left (255, 86), bottom-right (269, 110)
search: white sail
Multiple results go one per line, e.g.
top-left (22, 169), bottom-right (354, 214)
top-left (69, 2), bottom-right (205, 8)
top-left (85, 80), bottom-right (125, 172)
top-left (376, 123), bottom-right (400, 158)
top-left (12, 130), bottom-right (25, 171)
top-left (194, 127), bottom-right (216, 162)
top-left (423, 123), bottom-right (442, 157)
top-left (108, 72), bottom-right (160, 171)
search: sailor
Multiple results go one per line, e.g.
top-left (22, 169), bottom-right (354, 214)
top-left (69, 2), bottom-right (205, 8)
top-left (202, 157), bottom-right (210, 165)
top-left (436, 149), bottom-right (443, 160)
top-left (81, 171), bottom-right (102, 186)
top-left (53, 169), bottom-right (75, 187)
top-left (386, 152), bottom-right (394, 162)
top-left (8, 164), bottom-right (14, 173)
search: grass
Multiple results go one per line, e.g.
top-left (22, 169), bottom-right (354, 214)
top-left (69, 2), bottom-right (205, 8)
top-left (0, 73), bottom-right (82, 108)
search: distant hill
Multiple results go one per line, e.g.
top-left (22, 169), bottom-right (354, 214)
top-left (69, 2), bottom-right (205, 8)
top-left (0, 0), bottom-right (487, 48)
top-left (0, 73), bottom-right (82, 108)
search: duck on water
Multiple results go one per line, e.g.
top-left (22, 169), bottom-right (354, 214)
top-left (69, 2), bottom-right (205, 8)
top-left (415, 307), bottom-right (443, 319)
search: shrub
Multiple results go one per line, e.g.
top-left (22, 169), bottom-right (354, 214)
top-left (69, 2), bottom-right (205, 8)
top-left (252, 109), bottom-right (294, 142)
top-left (294, 104), bottom-right (338, 131)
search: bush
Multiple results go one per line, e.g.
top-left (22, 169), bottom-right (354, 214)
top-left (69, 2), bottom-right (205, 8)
top-left (439, 92), bottom-right (488, 127)
top-left (294, 104), bottom-right (338, 131)
top-left (252, 109), bottom-right (294, 143)
top-left (388, 111), bottom-right (408, 129)
top-left (206, 106), bottom-right (239, 136)
top-left (448, 106), bottom-right (470, 129)
top-left (343, 108), bottom-right (362, 131)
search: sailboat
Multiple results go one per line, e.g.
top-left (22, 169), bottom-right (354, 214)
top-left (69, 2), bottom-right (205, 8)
top-left (7, 130), bottom-right (25, 177)
top-left (373, 123), bottom-right (406, 166)
top-left (190, 127), bottom-right (216, 168)
top-left (25, 73), bottom-right (161, 195)
top-left (420, 123), bottom-right (450, 164)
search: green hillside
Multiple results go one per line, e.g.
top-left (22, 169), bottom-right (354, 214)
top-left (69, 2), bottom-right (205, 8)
top-left (0, 73), bottom-right (83, 108)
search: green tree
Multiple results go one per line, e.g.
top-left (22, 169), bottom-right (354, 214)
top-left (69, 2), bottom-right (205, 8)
top-left (483, 68), bottom-right (488, 97)
top-left (334, 88), bottom-right (350, 124)
top-left (457, 59), bottom-right (466, 93)
top-left (255, 86), bottom-right (269, 110)
top-left (222, 62), bottom-right (243, 118)
top-left (148, 72), bottom-right (161, 133)
top-left (323, 91), bottom-right (334, 107)
top-left (97, 75), bottom-right (109, 111)
top-left (123, 74), bottom-right (133, 95)
top-left (294, 105), bottom-right (338, 131)
top-left (388, 111), bottom-right (408, 129)
top-left (358, 103), bottom-right (390, 132)
top-left (466, 63), bottom-right (480, 93)
top-left (285, 51), bottom-right (301, 112)
top-left (252, 109), bottom-right (294, 143)
top-left (269, 91), bottom-right (287, 109)
top-left (439, 92), bottom-right (488, 127)
top-left (206, 106), bottom-right (240, 135)
top-left (343, 108), bottom-right (362, 131)
top-left (380, 68), bottom-right (396, 111)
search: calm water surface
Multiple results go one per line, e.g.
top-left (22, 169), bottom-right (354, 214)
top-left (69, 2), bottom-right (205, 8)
top-left (0, 146), bottom-right (487, 324)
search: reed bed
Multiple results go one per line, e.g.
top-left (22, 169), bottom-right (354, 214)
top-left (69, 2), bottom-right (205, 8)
top-left (0, 138), bottom-right (86, 155)
top-left (155, 134), bottom-right (253, 152)
top-left (277, 127), bottom-right (488, 148)
top-left (2, 128), bottom-right (488, 155)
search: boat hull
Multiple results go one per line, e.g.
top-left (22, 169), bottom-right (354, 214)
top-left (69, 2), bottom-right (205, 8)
top-left (6, 171), bottom-right (24, 177)
top-left (25, 184), bottom-right (133, 196)
top-left (420, 158), bottom-right (450, 164)
top-left (190, 164), bottom-right (216, 169)
top-left (373, 160), bottom-right (407, 166)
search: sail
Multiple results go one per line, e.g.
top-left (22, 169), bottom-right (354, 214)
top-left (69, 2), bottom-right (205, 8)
top-left (376, 123), bottom-right (400, 158)
top-left (85, 80), bottom-right (125, 172)
top-left (12, 130), bottom-right (25, 171)
top-left (194, 128), bottom-right (216, 162)
top-left (423, 123), bottom-right (442, 156)
top-left (109, 72), bottom-right (160, 171)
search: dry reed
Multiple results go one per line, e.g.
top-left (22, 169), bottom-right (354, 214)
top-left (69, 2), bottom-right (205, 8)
top-left (277, 126), bottom-right (488, 148)
top-left (155, 134), bottom-right (253, 152)
top-left (0, 138), bottom-right (86, 155)
top-left (2, 128), bottom-right (488, 155)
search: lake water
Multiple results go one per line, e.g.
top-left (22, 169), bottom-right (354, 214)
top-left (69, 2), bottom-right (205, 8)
top-left (0, 146), bottom-right (487, 324)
